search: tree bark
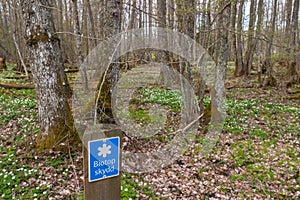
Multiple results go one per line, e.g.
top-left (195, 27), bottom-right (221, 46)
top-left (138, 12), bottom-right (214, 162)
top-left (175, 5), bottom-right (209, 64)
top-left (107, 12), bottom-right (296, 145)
top-left (129, 0), bottom-right (137, 29)
top-left (204, 0), bottom-right (212, 50)
top-left (210, 0), bottom-right (230, 136)
top-left (264, 0), bottom-right (278, 86)
top-left (157, 0), bottom-right (167, 62)
top-left (255, 0), bottom-right (264, 84)
top-left (157, 0), bottom-right (167, 28)
top-left (244, 0), bottom-right (257, 75)
top-left (288, 0), bottom-right (300, 83)
top-left (21, 0), bottom-right (78, 150)
top-left (230, 0), bottom-right (237, 61)
top-left (148, 0), bottom-right (153, 27)
top-left (234, 0), bottom-right (244, 76)
top-left (96, 0), bottom-right (122, 123)
top-left (107, 0), bottom-right (121, 87)
top-left (72, 0), bottom-right (88, 90)
top-left (285, 0), bottom-right (293, 36)
top-left (85, 0), bottom-right (97, 47)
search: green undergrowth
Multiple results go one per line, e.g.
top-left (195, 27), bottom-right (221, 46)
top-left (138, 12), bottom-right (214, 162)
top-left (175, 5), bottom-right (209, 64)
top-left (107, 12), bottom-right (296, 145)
top-left (0, 88), bottom-right (41, 199)
top-left (121, 173), bottom-right (160, 200)
top-left (130, 87), bottom-right (183, 111)
top-left (0, 87), bottom-right (163, 199)
top-left (127, 86), bottom-right (183, 127)
top-left (224, 98), bottom-right (300, 136)
top-left (0, 89), bottom-right (37, 126)
top-left (0, 147), bottom-right (49, 199)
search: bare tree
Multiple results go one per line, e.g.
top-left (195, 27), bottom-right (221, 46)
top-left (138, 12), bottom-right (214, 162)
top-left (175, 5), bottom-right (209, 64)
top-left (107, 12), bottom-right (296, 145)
top-left (288, 0), bottom-right (300, 83)
top-left (234, 0), bottom-right (244, 76)
top-left (157, 0), bottom-right (167, 62)
top-left (85, 0), bottom-right (97, 47)
top-left (211, 0), bottom-right (230, 131)
top-left (107, 0), bottom-right (122, 87)
top-left (72, 0), bottom-right (88, 89)
top-left (230, 0), bottom-right (237, 61)
top-left (129, 0), bottom-right (137, 29)
top-left (244, 0), bottom-right (257, 75)
top-left (264, 0), bottom-right (278, 86)
top-left (21, 0), bottom-right (78, 150)
top-left (157, 0), bottom-right (167, 28)
top-left (256, 0), bottom-right (265, 84)
top-left (96, 0), bottom-right (122, 123)
top-left (285, 0), bottom-right (293, 36)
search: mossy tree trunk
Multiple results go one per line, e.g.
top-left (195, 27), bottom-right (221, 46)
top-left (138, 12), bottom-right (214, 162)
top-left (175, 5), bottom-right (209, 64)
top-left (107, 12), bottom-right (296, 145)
top-left (97, 0), bottom-right (122, 123)
top-left (21, 0), bottom-right (78, 150)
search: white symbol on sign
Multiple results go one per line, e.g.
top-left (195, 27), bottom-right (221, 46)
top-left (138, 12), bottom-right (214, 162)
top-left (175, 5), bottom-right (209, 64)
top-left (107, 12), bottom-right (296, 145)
top-left (98, 144), bottom-right (111, 158)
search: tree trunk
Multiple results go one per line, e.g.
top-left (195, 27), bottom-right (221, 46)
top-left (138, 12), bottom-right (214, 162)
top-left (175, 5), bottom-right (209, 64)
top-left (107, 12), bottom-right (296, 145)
top-left (157, 0), bottom-right (167, 28)
top-left (129, 0), bottom-right (137, 29)
top-left (168, 0), bottom-right (174, 28)
top-left (255, 0), bottom-right (264, 84)
top-left (97, 0), bottom-right (121, 123)
top-left (204, 0), bottom-right (212, 50)
top-left (288, 0), bottom-right (300, 83)
top-left (285, 0), bottom-right (293, 36)
top-left (21, 0), bottom-right (78, 150)
top-left (234, 0), bottom-right (244, 76)
top-left (175, 0), bottom-right (194, 80)
top-left (149, 0), bottom-right (153, 27)
top-left (157, 0), bottom-right (167, 62)
top-left (86, 0), bottom-right (97, 47)
top-left (244, 0), bottom-right (257, 75)
top-left (230, 0), bottom-right (237, 61)
top-left (210, 0), bottom-right (230, 142)
top-left (107, 0), bottom-right (121, 87)
top-left (139, 0), bottom-right (142, 28)
top-left (264, 0), bottom-right (278, 86)
top-left (72, 0), bottom-right (88, 90)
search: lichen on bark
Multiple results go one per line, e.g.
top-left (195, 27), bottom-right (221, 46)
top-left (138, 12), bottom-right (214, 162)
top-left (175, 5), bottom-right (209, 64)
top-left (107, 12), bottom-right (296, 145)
top-left (21, 0), bottom-right (79, 151)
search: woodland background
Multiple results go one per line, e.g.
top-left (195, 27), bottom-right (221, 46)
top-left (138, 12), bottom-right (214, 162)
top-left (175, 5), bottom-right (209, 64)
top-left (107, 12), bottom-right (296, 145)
top-left (0, 0), bottom-right (299, 199)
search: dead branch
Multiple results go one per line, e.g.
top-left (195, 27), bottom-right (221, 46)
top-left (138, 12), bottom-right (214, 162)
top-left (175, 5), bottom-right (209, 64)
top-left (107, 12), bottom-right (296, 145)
top-left (4, 76), bottom-right (28, 79)
top-left (0, 82), bottom-right (34, 89)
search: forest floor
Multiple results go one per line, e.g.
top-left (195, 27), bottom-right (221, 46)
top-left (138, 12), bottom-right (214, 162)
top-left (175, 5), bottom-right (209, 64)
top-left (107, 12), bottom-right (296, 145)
top-left (0, 63), bottom-right (299, 199)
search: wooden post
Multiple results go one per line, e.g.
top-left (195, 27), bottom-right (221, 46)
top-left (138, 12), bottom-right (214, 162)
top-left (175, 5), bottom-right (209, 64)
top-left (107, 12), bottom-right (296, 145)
top-left (83, 124), bottom-right (122, 200)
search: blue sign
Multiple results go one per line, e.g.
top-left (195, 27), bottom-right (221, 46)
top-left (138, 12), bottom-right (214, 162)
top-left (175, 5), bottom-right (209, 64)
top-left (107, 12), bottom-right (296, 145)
top-left (88, 137), bottom-right (120, 182)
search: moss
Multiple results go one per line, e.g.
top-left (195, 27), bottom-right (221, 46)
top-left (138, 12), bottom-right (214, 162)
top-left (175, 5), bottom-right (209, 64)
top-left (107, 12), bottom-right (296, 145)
top-left (27, 32), bottom-right (60, 47)
top-left (36, 104), bottom-right (80, 152)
